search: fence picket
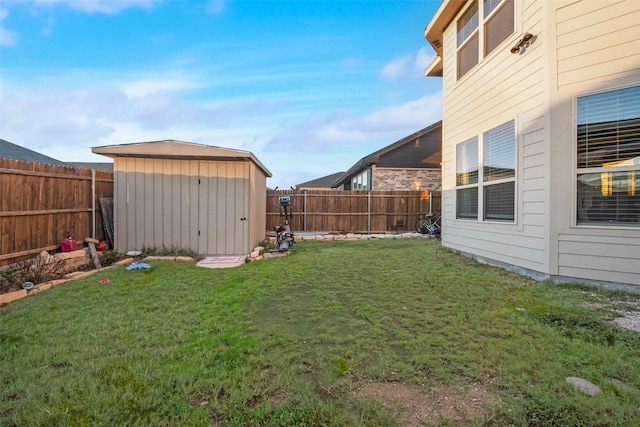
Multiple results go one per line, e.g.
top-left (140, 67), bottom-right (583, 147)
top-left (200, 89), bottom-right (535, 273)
top-left (0, 159), bottom-right (114, 266)
top-left (266, 190), bottom-right (441, 234)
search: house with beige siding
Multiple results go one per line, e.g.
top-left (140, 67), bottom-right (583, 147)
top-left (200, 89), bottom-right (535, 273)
top-left (424, 0), bottom-right (640, 291)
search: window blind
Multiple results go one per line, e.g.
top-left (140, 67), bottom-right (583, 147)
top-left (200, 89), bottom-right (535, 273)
top-left (457, 1), bottom-right (479, 47)
top-left (484, 120), bottom-right (515, 181)
top-left (457, 188), bottom-right (479, 219)
top-left (576, 85), bottom-right (640, 226)
top-left (456, 137), bottom-right (479, 186)
top-left (484, 0), bottom-right (514, 55)
top-left (484, 0), bottom-right (503, 16)
top-left (577, 86), bottom-right (640, 169)
top-left (484, 181), bottom-right (515, 220)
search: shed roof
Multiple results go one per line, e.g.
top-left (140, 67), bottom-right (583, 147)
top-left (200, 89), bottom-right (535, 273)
top-left (92, 140), bottom-right (272, 177)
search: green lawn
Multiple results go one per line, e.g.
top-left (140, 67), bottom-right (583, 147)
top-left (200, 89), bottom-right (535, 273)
top-left (1, 239), bottom-right (639, 426)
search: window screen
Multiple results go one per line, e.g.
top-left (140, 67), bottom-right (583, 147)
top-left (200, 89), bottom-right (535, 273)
top-left (457, 188), bottom-right (479, 219)
top-left (484, 181), bottom-right (515, 220)
top-left (458, 34), bottom-right (479, 79)
top-left (484, 0), bottom-right (514, 55)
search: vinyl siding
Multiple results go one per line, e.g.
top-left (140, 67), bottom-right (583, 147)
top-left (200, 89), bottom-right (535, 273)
top-left (441, 0), bottom-right (549, 272)
top-left (556, 0), bottom-right (640, 90)
top-left (552, 0), bottom-right (640, 286)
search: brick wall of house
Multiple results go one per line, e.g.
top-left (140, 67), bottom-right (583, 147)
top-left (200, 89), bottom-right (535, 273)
top-left (372, 166), bottom-right (441, 191)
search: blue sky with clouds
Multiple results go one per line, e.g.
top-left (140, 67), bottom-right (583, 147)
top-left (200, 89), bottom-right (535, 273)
top-left (0, 0), bottom-right (442, 188)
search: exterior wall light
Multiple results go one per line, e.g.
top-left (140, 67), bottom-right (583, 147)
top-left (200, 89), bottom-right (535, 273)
top-left (510, 32), bottom-right (535, 54)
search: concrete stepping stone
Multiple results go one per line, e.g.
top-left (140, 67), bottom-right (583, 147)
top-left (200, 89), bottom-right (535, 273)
top-left (566, 377), bottom-right (601, 396)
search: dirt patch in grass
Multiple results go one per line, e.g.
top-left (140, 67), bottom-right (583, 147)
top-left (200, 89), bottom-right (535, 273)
top-left (582, 295), bottom-right (640, 333)
top-left (357, 381), bottom-right (495, 426)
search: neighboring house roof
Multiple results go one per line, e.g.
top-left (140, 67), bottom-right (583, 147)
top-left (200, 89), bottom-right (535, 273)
top-left (0, 139), bottom-right (70, 167)
top-left (67, 162), bottom-right (114, 172)
top-left (296, 172), bottom-right (345, 190)
top-left (333, 121), bottom-right (442, 188)
top-left (92, 140), bottom-right (272, 177)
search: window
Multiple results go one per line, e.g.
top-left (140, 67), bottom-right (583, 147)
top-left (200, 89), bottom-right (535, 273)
top-left (457, 0), bottom-right (514, 79)
top-left (456, 137), bottom-right (479, 218)
top-left (457, 1), bottom-right (479, 79)
top-left (456, 120), bottom-right (516, 221)
top-left (351, 169), bottom-right (370, 191)
top-left (576, 85), bottom-right (640, 226)
top-left (484, 121), bottom-right (515, 220)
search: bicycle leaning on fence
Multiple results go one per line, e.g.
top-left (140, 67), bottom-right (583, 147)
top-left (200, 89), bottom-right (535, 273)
top-left (415, 213), bottom-right (441, 239)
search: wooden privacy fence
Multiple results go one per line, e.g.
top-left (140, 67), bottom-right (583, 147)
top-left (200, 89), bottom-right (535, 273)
top-left (0, 159), bottom-right (114, 267)
top-left (266, 190), bottom-right (441, 234)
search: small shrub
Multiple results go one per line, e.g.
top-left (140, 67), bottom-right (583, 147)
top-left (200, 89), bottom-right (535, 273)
top-left (0, 266), bottom-right (24, 294)
top-left (0, 254), bottom-right (66, 293)
top-left (99, 249), bottom-right (126, 267)
top-left (137, 245), bottom-right (203, 261)
top-left (333, 357), bottom-right (349, 377)
top-left (259, 239), bottom-right (274, 252)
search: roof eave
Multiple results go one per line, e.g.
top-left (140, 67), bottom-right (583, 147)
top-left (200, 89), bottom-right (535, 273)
top-left (424, 0), bottom-right (467, 60)
top-left (92, 140), bottom-right (272, 177)
top-left (425, 56), bottom-right (443, 77)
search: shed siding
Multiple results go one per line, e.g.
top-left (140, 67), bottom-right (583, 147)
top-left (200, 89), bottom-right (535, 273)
top-left (249, 163), bottom-right (267, 250)
top-left (441, 0), bottom-right (549, 273)
top-left (198, 161), bottom-right (249, 256)
top-left (550, 0), bottom-right (640, 286)
top-left (115, 158), bottom-right (260, 255)
top-left (115, 158), bottom-right (199, 253)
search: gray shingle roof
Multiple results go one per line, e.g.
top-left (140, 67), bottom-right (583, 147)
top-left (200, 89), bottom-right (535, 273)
top-left (296, 172), bottom-right (346, 189)
top-left (0, 139), bottom-right (70, 166)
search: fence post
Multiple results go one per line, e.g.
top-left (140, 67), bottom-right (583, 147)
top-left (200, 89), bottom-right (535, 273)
top-left (303, 191), bottom-right (307, 232)
top-left (367, 191), bottom-right (371, 234)
top-left (91, 169), bottom-right (96, 239)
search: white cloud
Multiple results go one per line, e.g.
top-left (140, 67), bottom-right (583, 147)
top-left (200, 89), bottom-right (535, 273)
top-left (0, 8), bottom-right (16, 46)
top-left (380, 55), bottom-right (412, 81)
top-left (380, 47), bottom-right (435, 81)
top-left (0, 80), bottom-right (281, 160)
top-left (121, 77), bottom-right (201, 98)
top-left (205, 0), bottom-right (225, 15)
top-left (28, 0), bottom-right (159, 14)
top-left (265, 93), bottom-right (442, 152)
top-left (414, 46), bottom-right (435, 74)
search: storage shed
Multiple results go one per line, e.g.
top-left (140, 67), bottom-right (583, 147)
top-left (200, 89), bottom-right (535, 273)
top-left (92, 140), bottom-right (271, 256)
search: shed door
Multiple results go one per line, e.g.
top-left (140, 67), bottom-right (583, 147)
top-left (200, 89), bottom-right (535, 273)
top-left (198, 161), bottom-right (249, 255)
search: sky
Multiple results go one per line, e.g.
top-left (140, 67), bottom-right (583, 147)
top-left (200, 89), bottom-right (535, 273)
top-left (0, 0), bottom-right (443, 189)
